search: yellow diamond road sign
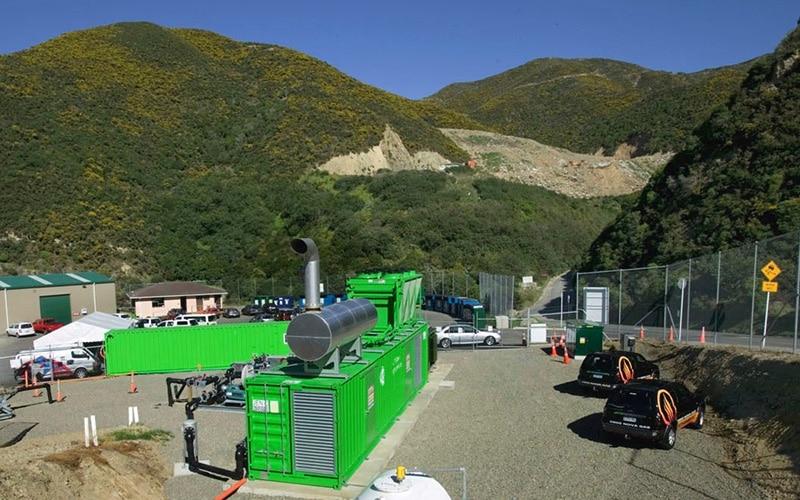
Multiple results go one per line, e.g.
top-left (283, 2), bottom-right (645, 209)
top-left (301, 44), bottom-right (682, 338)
top-left (762, 261), bottom-right (781, 281)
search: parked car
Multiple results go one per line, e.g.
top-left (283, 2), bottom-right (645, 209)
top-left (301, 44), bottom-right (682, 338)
top-left (249, 313), bottom-right (274, 323)
top-left (32, 317), bottom-right (64, 334)
top-left (577, 349), bottom-right (660, 393)
top-left (113, 312), bottom-right (132, 320)
top-left (15, 358), bottom-right (71, 382)
top-left (157, 319), bottom-right (199, 327)
top-left (165, 308), bottom-right (186, 320)
top-left (175, 313), bottom-right (218, 325)
top-left (435, 323), bottom-right (502, 348)
top-left (134, 317), bottom-right (160, 328)
top-left (202, 306), bottom-right (222, 318)
top-left (222, 308), bottom-right (240, 318)
top-left (223, 382), bottom-right (246, 406)
top-left (275, 308), bottom-right (298, 321)
top-left (15, 352), bottom-right (101, 382)
top-left (6, 322), bottom-right (36, 338)
top-left (602, 379), bottom-right (705, 449)
top-left (241, 304), bottom-right (261, 316)
top-left (10, 345), bottom-right (99, 372)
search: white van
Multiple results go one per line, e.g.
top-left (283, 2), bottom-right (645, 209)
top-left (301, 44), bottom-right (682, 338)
top-left (157, 319), bottom-right (199, 327)
top-left (10, 345), bottom-right (100, 373)
top-left (174, 313), bottom-right (217, 325)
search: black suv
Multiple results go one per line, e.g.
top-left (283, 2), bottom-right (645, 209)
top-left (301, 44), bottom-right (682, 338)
top-left (602, 379), bottom-right (705, 449)
top-left (577, 350), bottom-right (659, 393)
top-left (241, 304), bottom-right (261, 316)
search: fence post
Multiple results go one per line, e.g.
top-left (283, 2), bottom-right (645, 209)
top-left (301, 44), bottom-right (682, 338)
top-left (618, 269), bottom-right (623, 339)
top-left (794, 232), bottom-right (800, 354)
top-left (749, 241), bottom-right (759, 349)
top-left (687, 259), bottom-right (693, 342)
top-left (715, 251), bottom-right (721, 345)
top-left (663, 266), bottom-right (670, 340)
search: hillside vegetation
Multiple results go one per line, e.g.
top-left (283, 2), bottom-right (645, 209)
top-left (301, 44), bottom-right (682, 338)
top-left (586, 24), bottom-right (800, 270)
top-left (427, 58), bottom-right (753, 156)
top-left (0, 22), bottom-right (621, 298)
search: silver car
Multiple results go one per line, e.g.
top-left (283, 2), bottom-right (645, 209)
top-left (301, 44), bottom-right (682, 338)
top-left (435, 323), bottom-right (502, 348)
top-left (6, 322), bottom-right (36, 338)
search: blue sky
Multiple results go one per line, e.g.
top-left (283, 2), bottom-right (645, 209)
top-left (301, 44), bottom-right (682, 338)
top-left (1, 1), bottom-right (797, 99)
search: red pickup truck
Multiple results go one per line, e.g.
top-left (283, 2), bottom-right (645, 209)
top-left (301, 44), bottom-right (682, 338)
top-left (32, 317), bottom-right (64, 334)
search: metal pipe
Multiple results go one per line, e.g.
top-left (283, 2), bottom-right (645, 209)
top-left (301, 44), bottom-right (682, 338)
top-left (291, 238), bottom-right (321, 311)
top-left (182, 420), bottom-right (246, 480)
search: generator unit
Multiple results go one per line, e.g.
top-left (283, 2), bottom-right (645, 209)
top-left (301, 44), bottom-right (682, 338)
top-left (242, 239), bottom-right (431, 489)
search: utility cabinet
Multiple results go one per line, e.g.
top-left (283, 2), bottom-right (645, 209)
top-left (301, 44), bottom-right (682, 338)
top-left (566, 321), bottom-right (604, 359)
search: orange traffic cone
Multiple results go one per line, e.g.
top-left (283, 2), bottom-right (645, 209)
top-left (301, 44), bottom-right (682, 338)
top-left (639, 325), bottom-right (645, 339)
top-left (550, 336), bottom-right (557, 357)
top-left (559, 334), bottom-right (565, 347)
top-left (56, 380), bottom-right (63, 402)
top-left (700, 327), bottom-right (706, 344)
top-left (563, 345), bottom-right (571, 364)
top-left (128, 371), bottom-right (137, 394)
top-left (669, 327), bottom-right (675, 342)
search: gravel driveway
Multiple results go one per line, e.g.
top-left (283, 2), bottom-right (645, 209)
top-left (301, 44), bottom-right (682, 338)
top-left (3, 316), bottom-right (770, 499)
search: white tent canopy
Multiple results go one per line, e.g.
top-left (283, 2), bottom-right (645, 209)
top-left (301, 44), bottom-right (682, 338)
top-left (33, 312), bottom-right (133, 349)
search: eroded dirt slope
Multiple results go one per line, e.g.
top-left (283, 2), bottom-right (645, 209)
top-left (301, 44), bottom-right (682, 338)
top-left (318, 126), bottom-right (670, 198)
top-left (637, 340), bottom-right (800, 498)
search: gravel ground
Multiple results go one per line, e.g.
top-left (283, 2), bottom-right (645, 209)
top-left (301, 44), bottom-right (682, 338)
top-left (3, 315), bottom-right (773, 500)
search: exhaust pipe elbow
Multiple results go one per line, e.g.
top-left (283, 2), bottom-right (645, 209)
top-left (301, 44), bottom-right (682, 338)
top-left (291, 238), bottom-right (321, 311)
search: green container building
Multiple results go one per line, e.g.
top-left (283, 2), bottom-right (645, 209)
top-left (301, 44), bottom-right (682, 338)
top-left (244, 271), bottom-right (430, 489)
top-left (566, 321), bottom-right (605, 358)
top-left (104, 322), bottom-right (292, 375)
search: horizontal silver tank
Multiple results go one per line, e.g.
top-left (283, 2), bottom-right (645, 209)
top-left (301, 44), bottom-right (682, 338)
top-left (286, 298), bottom-right (377, 362)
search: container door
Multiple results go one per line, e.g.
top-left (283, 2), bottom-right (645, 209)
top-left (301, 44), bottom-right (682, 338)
top-left (248, 384), bottom-right (294, 476)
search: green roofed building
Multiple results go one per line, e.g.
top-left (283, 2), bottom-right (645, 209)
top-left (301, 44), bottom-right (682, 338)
top-left (0, 272), bottom-right (116, 331)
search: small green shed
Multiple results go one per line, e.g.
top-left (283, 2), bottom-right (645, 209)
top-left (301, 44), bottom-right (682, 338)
top-left (566, 321), bottom-right (604, 359)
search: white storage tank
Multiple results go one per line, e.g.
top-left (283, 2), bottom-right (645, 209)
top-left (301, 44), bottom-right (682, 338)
top-left (356, 466), bottom-right (451, 500)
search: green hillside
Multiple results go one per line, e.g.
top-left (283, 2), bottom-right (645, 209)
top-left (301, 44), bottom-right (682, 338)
top-left (426, 58), bottom-right (752, 156)
top-left (584, 25), bottom-right (800, 270)
top-left (0, 22), bottom-right (619, 298)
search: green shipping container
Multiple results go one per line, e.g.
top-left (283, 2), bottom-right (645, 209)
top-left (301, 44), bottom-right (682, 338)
top-left (104, 322), bottom-right (292, 375)
top-left (245, 319), bottom-right (429, 489)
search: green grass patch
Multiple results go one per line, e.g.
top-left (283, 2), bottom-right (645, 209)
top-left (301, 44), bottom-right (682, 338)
top-left (104, 427), bottom-right (173, 443)
top-left (480, 152), bottom-right (505, 169)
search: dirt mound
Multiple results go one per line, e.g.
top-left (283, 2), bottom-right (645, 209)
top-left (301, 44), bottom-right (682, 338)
top-left (636, 340), bottom-right (800, 498)
top-left (0, 429), bottom-right (170, 499)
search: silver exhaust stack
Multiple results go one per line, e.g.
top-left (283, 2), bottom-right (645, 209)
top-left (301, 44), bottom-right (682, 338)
top-left (291, 238), bottom-right (321, 311)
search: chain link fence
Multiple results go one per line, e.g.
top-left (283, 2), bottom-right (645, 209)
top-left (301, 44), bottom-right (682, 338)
top-left (576, 231), bottom-right (800, 352)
